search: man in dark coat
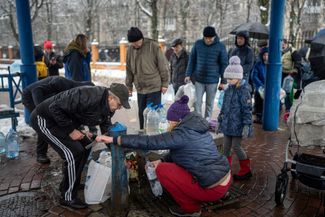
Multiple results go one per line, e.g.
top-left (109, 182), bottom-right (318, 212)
top-left (29, 83), bottom-right (130, 209)
top-left (22, 76), bottom-right (94, 164)
top-left (169, 38), bottom-right (189, 94)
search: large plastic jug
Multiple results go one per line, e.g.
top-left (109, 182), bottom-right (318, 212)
top-left (156, 104), bottom-right (168, 134)
top-left (5, 129), bottom-right (19, 159)
top-left (0, 132), bottom-right (5, 154)
top-left (143, 102), bottom-right (153, 133)
top-left (145, 161), bottom-right (163, 197)
top-left (282, 75), bottom-right (294, 93)
top-left (146, 107), bottom-right (160, 135)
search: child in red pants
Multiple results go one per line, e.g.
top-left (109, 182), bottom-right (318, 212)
top-left (97, 95), bottom-right (231, 217)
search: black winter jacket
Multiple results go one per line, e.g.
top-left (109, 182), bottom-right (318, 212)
top-left (120, 112), bottom-right (230, 188)
top-left (35, 86), bottom-right (113, 135)
top-left (22, 76), bottom-right (93, 112)
top-left (170, 49), bottom-right (189, 89)
top-left (230, 32), bottom-right (254, 81)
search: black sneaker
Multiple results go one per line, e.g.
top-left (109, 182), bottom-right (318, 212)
top-left (169, 207), bottom-right (201, 217)
top-left (59, 198), bottom-right (88, 209)
top-left (37, 155), bottom-right (50, 164)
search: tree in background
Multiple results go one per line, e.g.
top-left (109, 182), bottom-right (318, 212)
top-left (136, 0), bottom-right (159, 40)
top-left (287, 0), bottom-right (307, 45)
top-left (258, 0), bottom-right (269, 25)
top-left (0, 0), bottom-right (44, 43)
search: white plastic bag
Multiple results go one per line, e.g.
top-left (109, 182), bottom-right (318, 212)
top-left (175, 83), bottom-right (196, 110)
top-left (183, 83), bottom-right (196, 110)
top-left (161, 84), bottom-right (175, 105)
top-left (84, 159), bottom-right (112, 204)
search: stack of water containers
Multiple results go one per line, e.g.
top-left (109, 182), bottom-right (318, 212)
top-left (0, 128), bottom-right (19, 160)
top-left (144, 103), bottom-right (168, 135)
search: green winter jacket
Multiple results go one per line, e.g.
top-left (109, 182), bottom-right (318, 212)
top-left (126, 38), bottom-right (169, 94)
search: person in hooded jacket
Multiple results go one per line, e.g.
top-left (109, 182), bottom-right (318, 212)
top-left (218, 56), bottom-right (253, 181)
top-left (229, 31), bottom-right (255, 87)
top-left (185, 26), bottom-right (228, 120)
top-left (96, 95), bottom-right (231, 217)
top-left (63, 34), bottom-right (91, 81)
top-left (252, 47), bottom-right (268, 124)
top-left (22, 76), bottom-right (94, 164)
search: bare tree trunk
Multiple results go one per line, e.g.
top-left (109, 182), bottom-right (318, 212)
top-left (85, 0), bottom-right (93, 40)
top-left (288, 0), bottom-right (305, 45)
top-left (1, 0), bottom-right (44, 43)
top-left (8, 4), bottom-right (19, 42)
top-left (162, 0), bottom-right (168, 34)
top-left (150, 0), bottom-right (159, 40)
top-left (45, 1), bottom-right (53, 40)
top-left (180, 0), bottom-right (190, 40)
top-left (246, 0), bottom-right (252, 22)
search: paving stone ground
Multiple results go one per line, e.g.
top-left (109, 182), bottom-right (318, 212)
top-left (1, 89), bottom-right (325, 216)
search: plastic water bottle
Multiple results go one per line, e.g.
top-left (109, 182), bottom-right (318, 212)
top-left (5, 129), bottom-right (19, 159)
top-left (157, 104), bottom-right (168, 133)
top-left (146, 107), bottom-right (160, 135)
top-left (282, 75), bottom-right (294, 93)
top-left (143, 102), bottom-right (153, 134)
top-left (97, 150), bottom-right (112, 168)
top-left (0, 132), bottom-right (5, 154)
top-left (145, 161), bottom-right (163, 197)
top-left (217, 90), bottom-right (225, 109)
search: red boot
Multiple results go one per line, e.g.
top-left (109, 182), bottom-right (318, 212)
top-left (227, 156), bottom-right (232, 167)
top-left (233, 159), bottom-right (252, 180)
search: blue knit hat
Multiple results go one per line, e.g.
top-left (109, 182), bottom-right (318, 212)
top-left (167, 95), bottom-right (190, 121)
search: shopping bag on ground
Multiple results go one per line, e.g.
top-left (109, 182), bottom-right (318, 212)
top-left (84, 159), bottom-right (112, 204)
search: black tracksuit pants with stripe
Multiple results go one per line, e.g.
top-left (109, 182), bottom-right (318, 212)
top-left (30, 111), bottom-right (90, 201)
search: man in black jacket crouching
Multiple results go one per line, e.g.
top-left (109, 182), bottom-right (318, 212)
top-left (29, 83), bottom-right (130, 209)
top-left (22, 76), bottom-right (94, 164)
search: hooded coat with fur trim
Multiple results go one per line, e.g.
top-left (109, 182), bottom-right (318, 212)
top-left (63, 41), bottom-right (91, 81)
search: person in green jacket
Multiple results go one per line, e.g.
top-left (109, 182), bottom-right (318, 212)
top-left (126, 27), bottom-right (169, 132)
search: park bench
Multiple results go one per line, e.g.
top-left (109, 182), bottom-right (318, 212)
top-left (0, 67), bottom-right (23, 131)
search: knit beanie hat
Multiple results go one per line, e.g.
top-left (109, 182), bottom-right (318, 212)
top-left (167, 95), bottom-right (190, 122)
top-left (44, 40), bottom-right (53, 49)
top-left (203, 26), bottom-right (217, 37)
top-left (127, 27), bottom-right (144, 42)
top-left (223, 56), bottom-right (243, 80)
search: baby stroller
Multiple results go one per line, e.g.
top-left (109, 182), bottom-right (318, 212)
top-left (275, 80), bottom-right (325, 207)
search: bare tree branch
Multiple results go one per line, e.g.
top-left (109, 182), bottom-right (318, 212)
top-left (137, 0), bottom-right (152, 17)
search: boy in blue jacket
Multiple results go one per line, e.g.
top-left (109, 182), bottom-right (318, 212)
top-left (97, 95), bottom-right (231, 217)
top-left (218, 56), bottom-right (253, 181)
top-left (252, 47), bottom-right (268, 124)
